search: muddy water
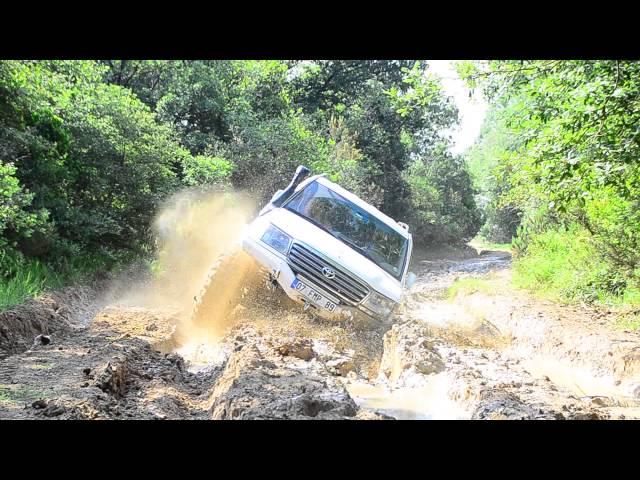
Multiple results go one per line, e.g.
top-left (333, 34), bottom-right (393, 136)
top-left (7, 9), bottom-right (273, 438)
top-left (346, 376), bottom-right (469, 419)
top-left (342, 251), bottom-right (640, 419)
top-left (519, 355), bottom-right (634, 404)
top-left (174, 341), bottom-right (229, 373)
top-left (2, 244), bottom-right (630, 421)
top-left (160, 247), bottom-right (640, 420)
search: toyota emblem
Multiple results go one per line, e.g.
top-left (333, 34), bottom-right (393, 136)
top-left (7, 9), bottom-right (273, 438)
top-left (322, 267), bottom-right (336, 279)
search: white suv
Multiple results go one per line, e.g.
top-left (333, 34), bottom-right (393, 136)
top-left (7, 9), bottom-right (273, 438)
top-left (242, 166), bottom-right (416, 322)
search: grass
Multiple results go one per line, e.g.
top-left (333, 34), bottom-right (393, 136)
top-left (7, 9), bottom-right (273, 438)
top-left (0, 251), bottom-right (131, 311)
top-left (468, 236), bottom-right (512, 253)
top-left (447, 275), bottom-right (501, 300)
top-left (0, 384), bottom-right (46, 406)
top-left (451, 228), bottom-right (640, 332)
top-left (512, 227), bottom-right (640, 307)
top-left (615, 312), bottom-right (640, 332)
top-left (0, 261), bottom-right (63, 311)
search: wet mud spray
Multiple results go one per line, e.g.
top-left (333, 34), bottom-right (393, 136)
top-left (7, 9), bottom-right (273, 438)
top-left (112, 189), bottom-right (258, 353)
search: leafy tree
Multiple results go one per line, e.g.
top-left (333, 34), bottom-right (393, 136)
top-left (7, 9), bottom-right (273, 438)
top-left (462, 60), bottom-right (640, 298)
top-left (102, 59), bottom-right (479, 245)
top-left (221, 114), bottom-right (328, 204)
top-left (182, 155), bottom-right (233, 188)
top-left (1, 58), bottom-right (483, 305)
top-left (0, 162), bottom-right (50, 253)
top-left (404, 147), bottom-right (481, 244)
top-left (289, 60), bottom-right (470, 234)
top-left (465, 105), bottom-right (522, 242)
top-left (0, 60), bottom-right (220, 258)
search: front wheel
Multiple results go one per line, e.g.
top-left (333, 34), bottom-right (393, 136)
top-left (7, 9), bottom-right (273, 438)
top-left (189, 249), bottom-right (261, 335)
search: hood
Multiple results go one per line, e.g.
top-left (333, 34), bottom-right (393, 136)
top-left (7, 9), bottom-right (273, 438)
top-left (265, 208), bottom-right (403, 302)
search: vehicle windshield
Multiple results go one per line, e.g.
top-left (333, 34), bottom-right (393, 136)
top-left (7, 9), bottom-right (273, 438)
top-left (284, 180), bottom-right (409, 280)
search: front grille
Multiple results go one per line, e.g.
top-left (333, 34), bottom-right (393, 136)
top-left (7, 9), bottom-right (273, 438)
top-left (288, 243), bottom-right (370, 305)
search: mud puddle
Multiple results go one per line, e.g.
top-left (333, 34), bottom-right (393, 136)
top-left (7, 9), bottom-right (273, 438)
top-left (518, 355), bottom-right (639, 407)
top-left (345, 376), bottom-right (468, 419)
top-left (122, 247), bottom-right (640, 420)
top-left (342, 250), bottom-right (640, 420)
top-left (173, 341), bottom-right (229, 373)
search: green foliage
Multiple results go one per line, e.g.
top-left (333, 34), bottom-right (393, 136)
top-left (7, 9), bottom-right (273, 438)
top-left (513, 226), bottom-right (640, 306)
top-left (311, 116), bottom-right (383, 206)
top-left (222, 114), bottom-right (329, 204)
top-left (182, 155), bottom-right (233, 188)
top-left (616, 312), bottom-right (640, 332)
top-left (1, 59), bottom-right (482, 308)
top-left (403, 148), bottom-right (482, 244)
top-left (0, 253), bottom-right (62, 310)
top-left (582, 188), bottom-right (640, 279)
top-left (465, 107), bottom-right (522, 243)
top-left (0, 246), bottom-right (125, 310)
top-left (289, 60), bottom-right (466, 225)
top-left (0, 162), bottom-right (50, 249)
top-left (466, 60), bottom-right (640, 308)
top-left (0, 60), bottom-right (232, 258)
top-left (109, 59), bottom-right (479, 244)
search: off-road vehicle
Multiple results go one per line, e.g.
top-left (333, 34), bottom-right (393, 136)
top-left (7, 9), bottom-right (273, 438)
top-left (193, 165), bottom-right (416, 326)
top-left (192, 166), bottom-right (416, 325)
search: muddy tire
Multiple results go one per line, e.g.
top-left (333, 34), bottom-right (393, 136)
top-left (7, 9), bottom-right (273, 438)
top-left (190, 249), bottom-right (261, 332)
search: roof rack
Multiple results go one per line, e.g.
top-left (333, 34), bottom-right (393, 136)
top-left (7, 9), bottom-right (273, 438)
top-left (397, 222), bottom-right (409, 231)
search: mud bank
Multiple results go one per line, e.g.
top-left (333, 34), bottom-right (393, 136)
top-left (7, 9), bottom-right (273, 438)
top-left (343, 251), bottom-right (640, 420)
top-left (2, 247), bottom-right (639, 420)
top-left (0, 299), bottom-right (378, 419)
top-left (0, 285), bottom-right (101, 361)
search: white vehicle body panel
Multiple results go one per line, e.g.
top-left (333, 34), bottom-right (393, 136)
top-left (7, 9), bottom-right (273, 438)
top-left (242, 174), bottom-right (413, 321)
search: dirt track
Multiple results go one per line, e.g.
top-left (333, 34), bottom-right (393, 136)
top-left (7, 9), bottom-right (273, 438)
top-left (1, 247), bottom-right (639, 420)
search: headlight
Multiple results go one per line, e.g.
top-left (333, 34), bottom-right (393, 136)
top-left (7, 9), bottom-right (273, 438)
top-left (261, 224), bottom-right (292, 255)
top-left (362, 291), bottom-right (397, 316)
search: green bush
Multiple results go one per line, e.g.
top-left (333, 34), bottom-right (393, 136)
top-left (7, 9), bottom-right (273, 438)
top-left (404, 151), bottom-right (482, 245)
top-left (0, 249), bottom-right (61, 309)
top-left (182, 154), bottom-right (234, 188)
top-left (582, 188), bottom-right (640, 280)
top-left (0, 247), bottom-right (128, 310)
top-left (513, 225), bottom-right (640, 306)
top-left (463, 61), bottom-right (640, 310)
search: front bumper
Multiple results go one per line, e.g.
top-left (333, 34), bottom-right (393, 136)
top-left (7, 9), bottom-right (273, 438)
top-left (242, 235), bottom-right (383, 322)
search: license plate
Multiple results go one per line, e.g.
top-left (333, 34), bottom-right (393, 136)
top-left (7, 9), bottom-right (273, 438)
top-left (291, 278), bottom-right (336, 312)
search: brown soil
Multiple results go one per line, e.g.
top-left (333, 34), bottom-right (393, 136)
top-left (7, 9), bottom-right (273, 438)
top-left (2, 247), bottom-right (639, 420)
top-left (0, 285), bottom-right (101, 360)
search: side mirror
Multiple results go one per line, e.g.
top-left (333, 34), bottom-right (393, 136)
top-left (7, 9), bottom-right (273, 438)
top-left (270, 189), bottom-right (284, 203)
top-left (405, 272), bottom-right (417, 289)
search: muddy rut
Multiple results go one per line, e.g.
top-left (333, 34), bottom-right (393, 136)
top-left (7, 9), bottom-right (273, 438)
top-left (1, 248), bottom-right (639, 420)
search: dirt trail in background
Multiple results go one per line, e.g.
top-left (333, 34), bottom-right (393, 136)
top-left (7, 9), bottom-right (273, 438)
top-left (1, 194), bottom-right (639, 419)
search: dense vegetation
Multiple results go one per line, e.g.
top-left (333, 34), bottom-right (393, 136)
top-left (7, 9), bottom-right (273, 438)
top-left (462, 60), bottom-right (640, 308)
top-left (1, 60), bottom-right (480, 308)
